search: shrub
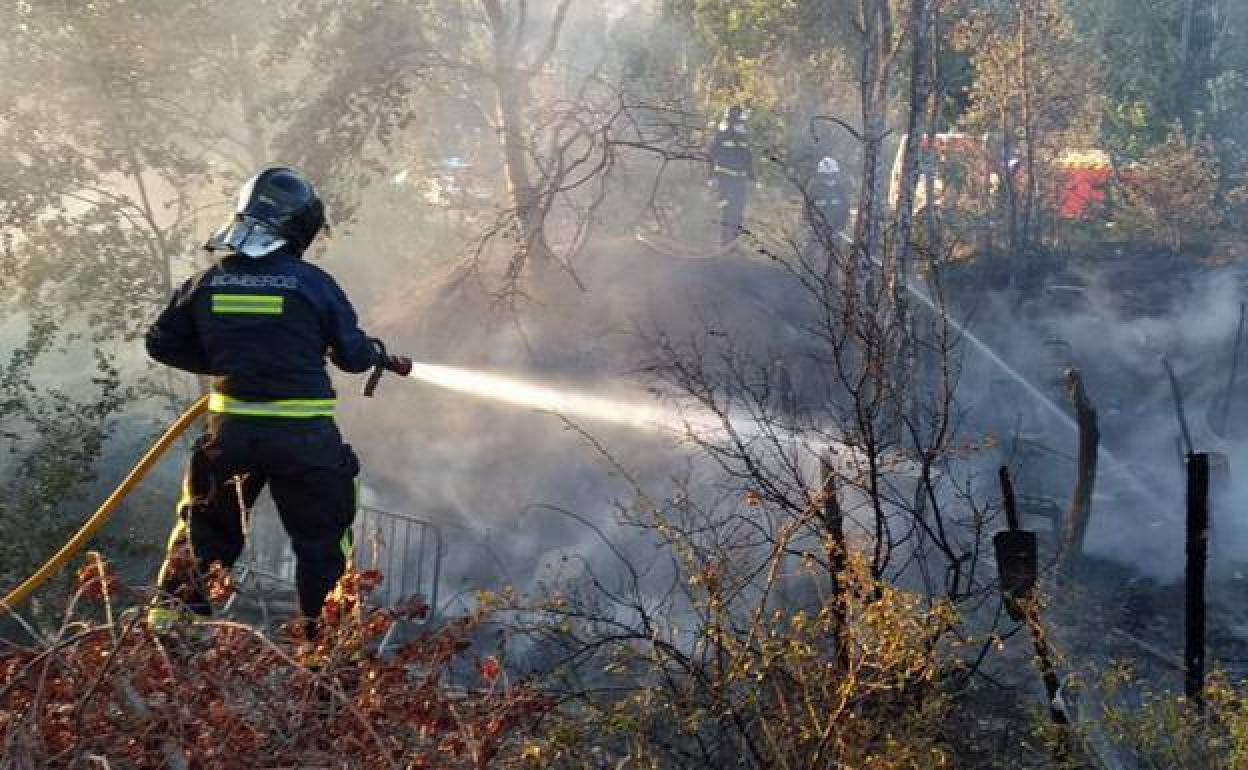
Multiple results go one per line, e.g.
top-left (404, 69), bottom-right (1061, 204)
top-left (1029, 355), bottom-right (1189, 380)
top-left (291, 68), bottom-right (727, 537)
top-left (1097, 665), bottom-right (1248, 769)
top-left (512, 546), bottom-right (960, 769)
top-left (1117, 127), bottom-right (1221, 251)
top-left (0, 555), bottom-right (552, 769)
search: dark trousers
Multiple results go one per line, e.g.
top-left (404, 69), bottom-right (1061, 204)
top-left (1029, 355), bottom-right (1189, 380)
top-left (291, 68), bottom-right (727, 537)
top-left (816, 204), bottom-right (849, 235)
top-left (156, 415), bottom-right (360, 620)
top-left (714, 175), bottom-right (748, 245)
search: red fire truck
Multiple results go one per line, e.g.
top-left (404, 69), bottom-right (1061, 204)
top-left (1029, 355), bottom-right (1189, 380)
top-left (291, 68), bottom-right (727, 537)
top-left (889, 134), bottom-right (1123, 225)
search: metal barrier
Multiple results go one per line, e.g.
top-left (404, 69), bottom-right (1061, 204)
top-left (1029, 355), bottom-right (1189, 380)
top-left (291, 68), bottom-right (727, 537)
top-left (353, 505), bottom-right (442, 625)
top-left (228, 502), bottom-right (443, 644)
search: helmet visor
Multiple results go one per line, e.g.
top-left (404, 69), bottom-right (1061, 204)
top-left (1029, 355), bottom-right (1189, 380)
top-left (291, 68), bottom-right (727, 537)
top-left (206, 215), bottom-right (287, 258)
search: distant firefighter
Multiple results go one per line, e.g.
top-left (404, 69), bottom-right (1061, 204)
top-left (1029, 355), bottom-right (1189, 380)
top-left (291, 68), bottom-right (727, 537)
top-left (809, 156), bottom-right (850, 234)
top-left (708, 105), bottom-right (755, 246)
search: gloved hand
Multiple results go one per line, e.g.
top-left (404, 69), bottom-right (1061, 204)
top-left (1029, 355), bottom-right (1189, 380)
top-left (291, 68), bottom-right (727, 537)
top-left (383, 353), bottom-right (413, 377)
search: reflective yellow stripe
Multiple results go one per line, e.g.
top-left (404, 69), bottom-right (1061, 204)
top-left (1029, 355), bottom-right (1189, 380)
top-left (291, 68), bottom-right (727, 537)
top-left (211, 293), bottom-right (283, 306)
top-left (208, 393), bottom-right (336, 418)
top-left (211, 293), bottom-right (284, 315)
top-left (340, 477), bottom-right (358, 560)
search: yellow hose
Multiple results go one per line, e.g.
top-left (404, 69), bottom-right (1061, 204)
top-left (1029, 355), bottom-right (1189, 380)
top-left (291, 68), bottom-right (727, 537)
top-left (1, 395), bottom-right (209, 614)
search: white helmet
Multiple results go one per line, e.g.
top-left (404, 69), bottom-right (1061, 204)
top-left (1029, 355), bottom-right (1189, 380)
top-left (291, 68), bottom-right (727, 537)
top-left (817, 157), bottom-right (840, 175)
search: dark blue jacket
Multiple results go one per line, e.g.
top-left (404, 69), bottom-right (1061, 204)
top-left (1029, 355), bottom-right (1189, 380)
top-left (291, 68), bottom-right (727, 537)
top-left (809, 175), bottom-right (849, 229)
top-left (709, 127), bottom-right (754, 179)
top-left (146, 246), bottom-right (378, 402)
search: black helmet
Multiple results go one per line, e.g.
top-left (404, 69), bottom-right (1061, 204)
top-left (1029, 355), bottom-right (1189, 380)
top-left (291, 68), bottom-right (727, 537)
top-left (207, 167), bottom-right (326, 256)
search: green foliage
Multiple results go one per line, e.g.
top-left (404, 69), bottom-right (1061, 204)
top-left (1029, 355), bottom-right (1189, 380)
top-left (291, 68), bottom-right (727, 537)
top-left (0, 315), bottom-right (131, 597)
top-left (0, 0), bottom-right (260, 605)
top-left (665, 0), bottom-right (813, 65)
top-left (955, 0), bottom-right (1099, 146)
top-left (1072, 0), bottom-right (1248, 225)
top-left (0, 1), bottom-right (216, 337)
top-left (1094, 665), bottom-right (1248, 768)
top-left (1070, 0), bottom-right (1186, 153)
top-left (507, 516), bottom-right (964, 769)
top-left (662, 0), bottom-right (857, 162)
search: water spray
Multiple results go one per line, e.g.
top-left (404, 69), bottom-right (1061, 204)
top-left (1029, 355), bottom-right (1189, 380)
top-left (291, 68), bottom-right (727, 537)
top-left (899, 273), bottom-right (1076, 433)
top-left (364, 340), bottom-right (732, 435)
top-left (404, 362), bottom-right (711, 435)
top-left (368, 353), bottom-right (923, 481)
top-left (876, 249), bottom-right (1160, 500)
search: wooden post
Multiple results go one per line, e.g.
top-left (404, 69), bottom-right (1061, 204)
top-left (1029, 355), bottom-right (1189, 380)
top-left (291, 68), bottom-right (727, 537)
top-left (1163, 357), bottom-right (1195, 455)
top-left (1186, 452), bottom-right (1209, 709)
top-left (1059, 369), bottom-right (1098, 579)
top-left (997, 467), bottom-right (1067, 725)
top-left (1000, 466), bottom-right (1021, 530)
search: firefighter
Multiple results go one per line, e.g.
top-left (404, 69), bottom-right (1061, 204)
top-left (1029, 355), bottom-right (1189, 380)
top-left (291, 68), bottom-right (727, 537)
top-left (809, 156), bottom-right (850, 235)
top-left (708, 105), bottom-right (755, 246)
top-left (145, 167), bottom-right (411, 637)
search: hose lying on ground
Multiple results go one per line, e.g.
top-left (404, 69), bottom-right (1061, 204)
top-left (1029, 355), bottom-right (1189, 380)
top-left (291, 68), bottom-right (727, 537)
top-left (1, 395), bottom-right (209, 614)
top-left (634, 228), bottom-right (742, 260)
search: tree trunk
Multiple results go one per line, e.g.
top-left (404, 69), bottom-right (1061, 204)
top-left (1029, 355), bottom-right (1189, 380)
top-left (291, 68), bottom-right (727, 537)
top-left (855, 0), bottom-right (895, 278)
top-left (923, 10), bottom-right (943, 259)
top-left (1018, 0), bottom-right (1039, 254)
top-left (890, 0), bottom-right (933, 451)
top-left (1003, 110), bottom-right (1021, 264)
top-left (1178, 0), bottom-right (1196, 132)
top-left (893, 0), bottom-right (933, 295)
top-left (820, 456), bottom-right (850, 674)
top-left (481, 0), bottom-right (572, 284)
top-left (492, 68), bottom-right (553, 270)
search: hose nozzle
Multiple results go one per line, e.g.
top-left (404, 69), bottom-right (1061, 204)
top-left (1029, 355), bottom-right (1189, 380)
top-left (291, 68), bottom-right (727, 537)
top-left (363, 338), bottom-right (387, 397)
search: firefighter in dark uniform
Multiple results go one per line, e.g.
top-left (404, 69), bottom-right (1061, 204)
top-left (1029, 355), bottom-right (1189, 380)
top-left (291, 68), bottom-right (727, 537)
top-left (809, 156), bottom-right (850, 235)
top-left (708, 105), bottom-right (755, 246)
top-left (145, 167), bottom-right (411, 635)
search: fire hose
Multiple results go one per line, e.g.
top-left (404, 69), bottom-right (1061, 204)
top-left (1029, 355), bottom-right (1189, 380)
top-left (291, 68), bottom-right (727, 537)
top-left (634, 228), bottom-right (743, 260)
top-left (1, 395), bottom-right (210, 615)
